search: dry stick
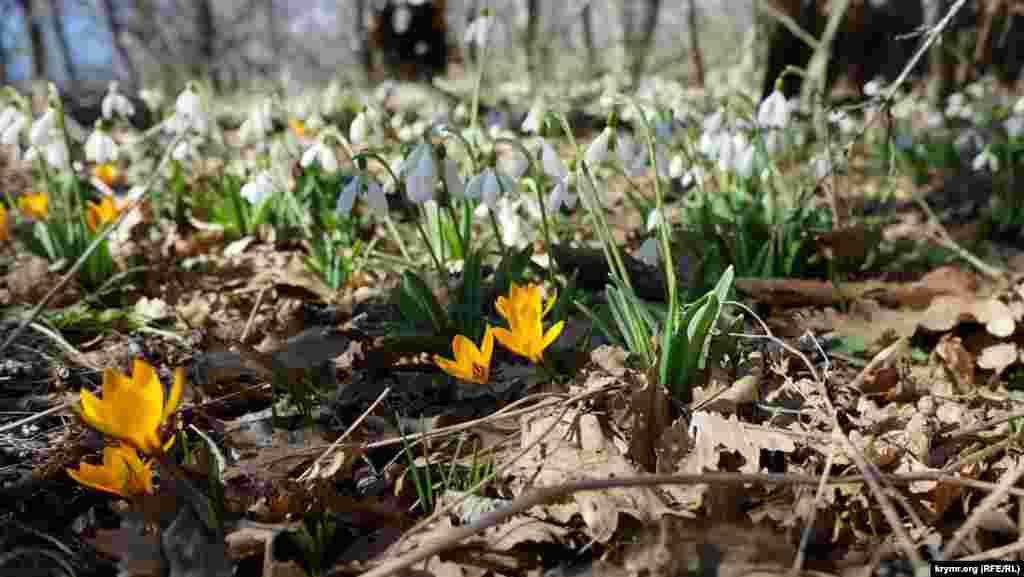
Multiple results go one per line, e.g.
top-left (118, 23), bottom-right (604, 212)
top-left (359, 470), bottom-right (1006, 577)
top-left (915, 196), bottom-right (1007, 282)
top-left (792, 449), bottom-right (835, 574)
top-left (959, 540), bottom-right (1024, 561)
top-left (239, 285), bottom-right (270, 342)
top-left (944, 457), bottom-right (1024, 558)
top-left (0, 131), bottom-right (187, 357)
top-left (297, 386), bottom-right (391, 483)
top-left (945, 407), bottom-right (1024, 442)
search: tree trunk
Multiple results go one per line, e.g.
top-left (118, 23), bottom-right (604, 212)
top-left (352, 0), bottom-right (371, 79)
top-left (97, 0), bottom-right (138, 87)
top-left (631, 0), bottom-right (662, 87)
top-left (48, 0), bottom-right (77, 85)
top-left (686, 0), bottom-right (705, 87)
top-left (581, 2), bottom-right (595, 78)
top-left (193, 0), bottom-right (218, 92)
top-left (265, 0), bottom-right (279, 79)
top-left (524, 0), bottom-right (539, 87)
top-left (16, 0), bottom-right (47, 82)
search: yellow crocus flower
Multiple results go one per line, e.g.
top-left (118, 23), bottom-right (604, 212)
top-left (67, 443), bottom-right (154, 497)
top-left (0, 205), bottom-right (8, 242)
top-left (92, 163), bottom-right (122, 188)
top-left (492, 283), bottom-right (564, 363)
top-left (85, 195), bottom-right (123, 232)
top-left (289, 118), bottom-right (308, 138)
top-left (18, 192), bottom-right (49, 220)
top-left (76, 359), bottom-right (183, 455)
top-left (434, 326), bottom-right (495, 385)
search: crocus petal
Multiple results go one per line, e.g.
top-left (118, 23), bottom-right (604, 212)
top-left (542, 321), bottom-right (565, 351)
top-left (161, 367), bottom-right (184, 423)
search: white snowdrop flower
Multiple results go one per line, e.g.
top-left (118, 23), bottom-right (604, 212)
top-left (171, 138), bottom-right (198, 162)
top-left (965, 81), bottom-right (985, 100)
top-left (703, 109), bottom-right (725, 134)
top-left (495, 198), bottom-right (532, 249)
top-left (972, 146), bottom-right (999, 172)
top-left (0, 105), bottom-right (18, 134)
top-left (539, 138), bottom-right (568, 182)
top-left (29, 107), bottom-right (56, 146)
top-left (239, 98), bottom-right (273, 144)
top-left (654, 144), bottom-right (669, 179)
top-left (716, 132), bottom-right (747, 174)
top-left (23, 146), bottom-right (39, 163)
top-left (547, 179), bottom-right (577, 212)
top-left (139, 88), bottom-right (164, 113)
top-left (682, 166), bottom-right (705, 189)
top-left (305, 114), bottom-right (325, 132)
top-left (811, 154), bottom-right (836, 180)
top-left (669, 154), bottom-right (685, 179)
top-left (349, 110), bottom-right (369, 145)
top-left (444, 159), bottom-right (465, 199)
top-left (171, 83), bottom-right (207, 134)
top-left (85, 127), bottom-right (119, 164)
top-left (863, 79), bottom-right (883, 97)
top-left (503, 150), bottom-right (529, 180)
top-left (102, 82), bottom-right (135, 120)
top-left (585, 126), bottom-right (613, 166)
top-left (734, 141), bottom-right (756, 179)
top-left (44, 138), bottom-right (69, 170)
top-left (925, 111), bottom-right (945, 130)
top-left (404, 143), bottom-right (437, 204)
top-left (0, 108), bottom-right (27, 146)
top-left (240, 170), bottom-right (276, 204)
top-left (300, 137), bottom-right (339, 173)
top-left (466, 167), bottom-right (505, 210)
top-left (1014, 97), bottom-right (1024, 116)
top-left (1006, 115), bottom-right (1024, 140)
top-left (616, 133), bottom-right (647, 176)
top-left (338, 175), bottom-right (387, 218)
top-left (464, 11), bottom-right (496, 49)
top-left (757, 89), bottom-right (790, 129)
top-left (953, 129), bottom-right (984, 153)
top-left (637, 237), bottom-right (660, 266)
top-left (521, 102), bottom-right (544, 134)
top-left (645, 208), bottom-right (662, 233)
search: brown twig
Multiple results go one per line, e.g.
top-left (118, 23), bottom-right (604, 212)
top-left (943, 457), bottom-right (1024, 558)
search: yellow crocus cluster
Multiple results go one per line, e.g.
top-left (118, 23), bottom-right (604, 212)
top-left (434, 282), bottom-right (563, 385)
top-left (68, 359), bottom-right (184, 497)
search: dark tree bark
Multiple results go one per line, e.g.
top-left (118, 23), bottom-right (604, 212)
top-left (193, 0), bottom-right (219, 91)
top-left (265, 0), bottom-right (279, 78)
top-left (352, 0), bottom-right (371, 78)
top-left (581, 2), bottom-right (595, 78)
top-left (524, 0), bottom-right (539, 85)
top-left (48, 0), bottom-right (77, 85)
top-left (631, 0), bottom-right (662, 86)
top-left (16, 0), bottom-right (47, 81)
top-left (686, 0), bottom-right (704, 87)
top-left (97, 0), bottom-right (138, 87)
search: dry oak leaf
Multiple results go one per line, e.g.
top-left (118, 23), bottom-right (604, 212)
top-left (977, 343), bottom-right (1020, 375)
top-left (509, 411), bottom-right (673, 543)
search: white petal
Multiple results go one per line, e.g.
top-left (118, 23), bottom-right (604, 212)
top-left (337, 177), bottom-right (359, 215)
top-left (584, 127), bottom-right (611, 166)
top-left (540, 138), bottom-right (567, 181)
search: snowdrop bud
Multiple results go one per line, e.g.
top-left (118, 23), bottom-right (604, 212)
top-left (0, 110), bottom-right (27, 146)
top-left (444, 159), bottom-right (465, 199)
top-left (547, 180), bottom-right (577, 212)
top-left (349, 110), bottom-right (368, 145)
top-left (464, 10), bottom-right (495, 49)
top-left (102, 82), bottom-right (135, 120)
top-left (521, 103), bottom-right (544, 134)
top-left (44, 139), bottom-right (69, 170)
top-left (1006, 115), bottom-right (1024, 140)
top-left (863, 79), bottom-right (882, 97)
top-left (539, 138), bottom-right (567, 181)
top-left (585, 127), bottom-right (612, 166)
top-left (972, 147), bottom-right (999, 173)
top-left (405, 143), bottom-right (437, 204)
top-left (85, 128), bottom-right (119, 164)
top-left (637, 237), bottom-right (660, 266)
top-left (240, 170), bottom-right (275, 204)
top-left (669, 155), bottom-right (685, 179)
top-left (757, 90), bottom-right (790, 129)
top-left (300, 138), bottom-right (338, 173)
top-left (29, 108), bottom-right (56, 146)
top-left (735, 142), bottom-right (756, 179)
